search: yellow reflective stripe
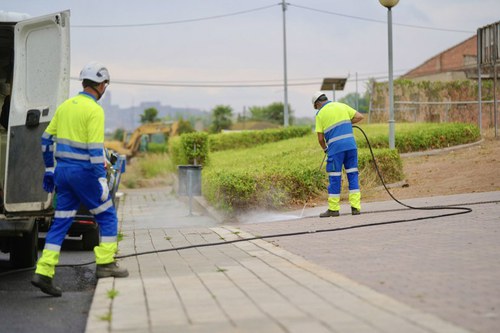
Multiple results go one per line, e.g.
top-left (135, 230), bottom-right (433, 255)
top-left (54, 210), bottom-right (77, 218)
top-left (89, 200), bottom-right (113, 215)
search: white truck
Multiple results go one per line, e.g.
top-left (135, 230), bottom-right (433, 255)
top-left (0, 11), bottom-right (70, 268)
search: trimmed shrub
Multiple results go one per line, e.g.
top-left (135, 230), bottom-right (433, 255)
top-left (356, 123), bottom-right (480, 153)
top-left (208, 126), bottom-right (311, 152)
top-left (181, 132), bottom-right (209, 166)
top-left (168, 136), bottom-right (185, 167)
top-left (168, 132), bottom-right (209, 166)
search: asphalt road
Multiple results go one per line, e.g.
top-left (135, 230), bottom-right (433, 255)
top-left (0, 238), bottom-right (97, 333)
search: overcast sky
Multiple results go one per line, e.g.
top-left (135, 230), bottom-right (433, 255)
top-left (1, 0), bottom-right (499, 119)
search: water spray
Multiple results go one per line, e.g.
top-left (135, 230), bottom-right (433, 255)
top-left (300, 153), bottom-right (326, 217)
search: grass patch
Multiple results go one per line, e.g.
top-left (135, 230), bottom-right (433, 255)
top-left (107, 289), bottom-right (119, 299)
top-left (121, 153), bottom-right (174, 188)
top-left (99, 312), bottom-right (112, 322)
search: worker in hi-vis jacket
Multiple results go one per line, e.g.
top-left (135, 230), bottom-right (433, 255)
top-left (312, 91), bottom-right (364, 218)
top-left (31, 62), bottom-right (128, 297)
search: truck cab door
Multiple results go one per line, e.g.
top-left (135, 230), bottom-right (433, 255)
top-left (4, 11), bottom-right (70, 213)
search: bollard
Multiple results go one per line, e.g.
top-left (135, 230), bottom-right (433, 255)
top-left (177, 165), bottom-right (202, 216)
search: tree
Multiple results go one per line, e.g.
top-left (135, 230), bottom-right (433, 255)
top-left (210, 105), bottom-right (233, 133)
top-left (249, 102), bottom-right (294, 125)
top-left (140, 107), bottom-right (159, 124)
top-left (112, 128), bottom-right (126, 141)
top-left (338, 92), bottom-right (369, 113)
top-left (176, 116), bottom-right (195, 135)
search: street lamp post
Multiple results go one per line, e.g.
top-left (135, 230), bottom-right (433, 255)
top-left (379, 0), bottom-right (399, 150)
top-left (281, 0), bottom-right (289, 127)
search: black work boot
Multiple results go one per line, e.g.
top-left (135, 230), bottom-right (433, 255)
top-left (351, 207), bottom-right (361, 215)
top-left (31, 273), bottom-right (62, 297)
top-left (96, 261), bottom-right (129, 279)
top-left (319, 209), bottom-right (340, 218)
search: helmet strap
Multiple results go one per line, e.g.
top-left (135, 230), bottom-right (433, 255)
top-left (89, 85), bottom-right (102, 100)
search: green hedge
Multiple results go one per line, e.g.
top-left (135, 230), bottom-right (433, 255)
top-left (168, 132), bottom-right (209, 166)
top-left (208, 126), bottom-right (311, 152)
top-left (169, 126), bottom-right (312, 167)
top-left (356, 123), bottom-right (480, 153)
top-left (147, 142), bottom-right (168, 154)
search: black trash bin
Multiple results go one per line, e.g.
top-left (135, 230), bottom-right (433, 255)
top-left (178, 165), bottom-right (202, 196)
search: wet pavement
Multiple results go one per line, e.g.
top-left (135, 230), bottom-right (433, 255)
top-left (85, 187), bottom-right (500, 333)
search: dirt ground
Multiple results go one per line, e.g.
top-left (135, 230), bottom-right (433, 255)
top-left (361, 132), bottom-right (500, 203)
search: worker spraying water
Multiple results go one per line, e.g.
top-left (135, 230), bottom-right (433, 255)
top-left (313, 91), bottom-right (365, 218)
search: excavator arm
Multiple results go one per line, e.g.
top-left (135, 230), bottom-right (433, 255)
top-left (105, 121), bottom-right (178, 158)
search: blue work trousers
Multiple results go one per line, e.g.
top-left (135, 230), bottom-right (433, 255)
top-left (325, 149), bottom-right (361, 211)
top-left (45, 166), bottom-right (118, 248)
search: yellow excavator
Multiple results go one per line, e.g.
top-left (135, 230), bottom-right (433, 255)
top-left (105, 121), bottom-right (178, 158)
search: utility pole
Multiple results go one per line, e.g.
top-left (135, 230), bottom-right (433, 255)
top-left (281, 0), bottom-right (289, 127)
top-left (355, 72), bottom-right (359, 110)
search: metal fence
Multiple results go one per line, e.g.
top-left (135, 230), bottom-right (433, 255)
top-left (368, 100), bottom-right (498, 131)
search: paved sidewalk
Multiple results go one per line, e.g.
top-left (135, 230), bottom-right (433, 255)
top-left (86, 188), bottom-right (500, 333)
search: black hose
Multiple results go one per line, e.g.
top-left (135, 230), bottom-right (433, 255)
top-left (0, 126), bottom-right (475, 276)
top-left (353, 125), bottom-right (471, 214)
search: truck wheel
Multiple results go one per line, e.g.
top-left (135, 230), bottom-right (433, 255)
top-left (10, 220), bottom-right (38, 268)
top-left (82, 226), bottom-right (100, 251)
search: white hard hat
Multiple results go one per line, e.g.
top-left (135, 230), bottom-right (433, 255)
top-left (79, 61), bottom-right (110, 83)
top-left (312, 91), bottom-right (326, 106)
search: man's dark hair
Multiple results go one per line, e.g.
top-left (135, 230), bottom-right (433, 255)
top-left (82, 79), bottom-right (100, 88)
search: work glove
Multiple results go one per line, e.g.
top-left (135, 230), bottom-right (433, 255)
top-left (98, 177), bottom-right (109, 202)
top-left (43, 169), bottom-right (55, 193)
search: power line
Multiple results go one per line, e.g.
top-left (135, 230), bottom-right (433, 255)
top-left (71, 2), bottom-right (475, 34)
top-left (69, 68), bottom-right (407, 89)
top-left (70, 77), bottom-right (320, 88)
top-left (72, 4), bottom-right (279, 28)
top-left (288, 4), bottom-right (475, 34)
